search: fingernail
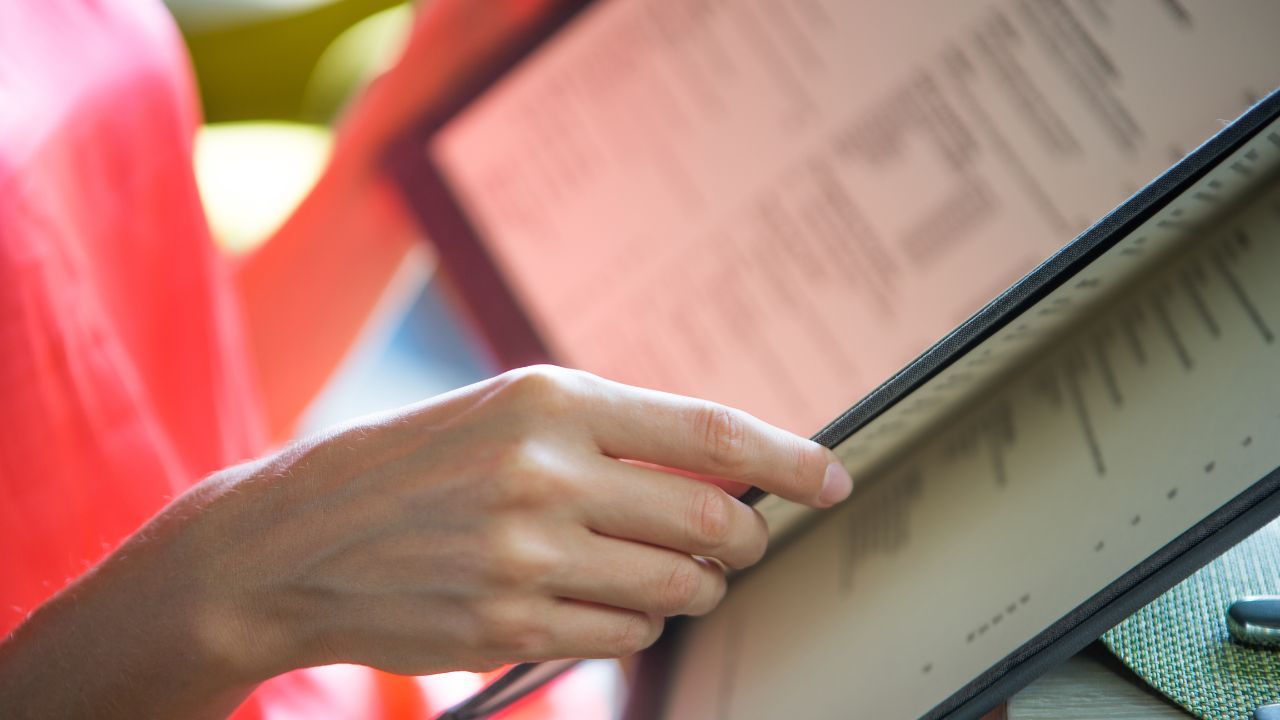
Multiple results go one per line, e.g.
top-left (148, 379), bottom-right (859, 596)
top-left (820, 462), bottom-right (854, 507)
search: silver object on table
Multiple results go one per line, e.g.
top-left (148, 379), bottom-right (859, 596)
top-left (1227, 596), bottom-right (1280, 649)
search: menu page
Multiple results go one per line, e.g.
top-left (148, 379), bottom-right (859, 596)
top-left (660, 117), bottom-right (1280, 719)
top-left (430, 0), bottom-right (1280, 434)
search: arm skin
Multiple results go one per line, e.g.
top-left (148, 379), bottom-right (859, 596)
top-left (0, 476), bottom-right (263, 720)
top-left (0, 367), bottom-right (855, 719)
top-left (237, 0), bottom-right (560, 441)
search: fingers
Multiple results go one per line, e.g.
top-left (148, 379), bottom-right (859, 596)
top-left (535, 601), bottom-right (665, 661)
top-left (579, 458), bottom-right (767, 569)
top-left (546, 530), bottom-right (727, 617)
top-left (580, 375), bottom-right (853, 507)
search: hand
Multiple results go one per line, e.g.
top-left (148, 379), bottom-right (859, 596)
top-left (180, 366), bottom-right (852, 680)
top-left (0, 367), bottom-right (852, 718)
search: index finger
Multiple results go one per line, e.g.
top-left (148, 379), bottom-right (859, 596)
top-left (580, 378), bottom-right (853, 508)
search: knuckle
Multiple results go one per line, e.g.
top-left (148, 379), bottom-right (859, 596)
top-left (696, 404), bottom-right (747, 472)
top-left (608, 614), bottom-right (660, 657)
top-left (505, 622), bottom-right (553, 659)
top-left (485, 524), bottom-right (557, 589)
top-left (657, 559), bottom-right (703, 615)
top-left (478, 601), bottom-right (549, 658)
top-left (687, 485), bottom-right (733, 552)
top-left (499, 365), bottom-right (580, 416)
top-left (491, 440), bottom-right (566, 509)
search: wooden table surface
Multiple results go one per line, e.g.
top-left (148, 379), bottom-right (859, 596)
top-left (981, 643), bottom-right (1190, 720)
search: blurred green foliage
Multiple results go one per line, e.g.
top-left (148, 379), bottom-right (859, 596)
top-left (179, 0), bottom-right (404, 123)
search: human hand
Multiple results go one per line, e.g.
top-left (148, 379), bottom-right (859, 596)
top-left (176, 366), bottom-right (852, 681)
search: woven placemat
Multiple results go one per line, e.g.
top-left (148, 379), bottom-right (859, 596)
top-left (1103, 518), bottom-right (1280, 719)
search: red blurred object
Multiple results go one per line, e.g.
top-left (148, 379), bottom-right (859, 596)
top-left (0, 1), bottom-right (601, 718)
top-left (0, 0), bottom-right (267, 644)
top-left (0, 1), bottom-right (359, 717)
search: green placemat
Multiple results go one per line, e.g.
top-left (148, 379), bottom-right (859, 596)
top-left (1103, 518), bottom-right (1280, 719)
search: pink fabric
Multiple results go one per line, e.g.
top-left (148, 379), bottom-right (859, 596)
top-left (0, 2), bottom-right (390, 717)
top-left (0, 3), bottom-right (608, 717)
top-left (0, 0), bottom-right (265, 631)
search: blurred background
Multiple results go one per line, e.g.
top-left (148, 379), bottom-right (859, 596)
top-left (165, 0), bottom-right (491, 434)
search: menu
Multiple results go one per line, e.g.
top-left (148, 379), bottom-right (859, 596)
top-left (430, 0), bottom-right (1280, 434)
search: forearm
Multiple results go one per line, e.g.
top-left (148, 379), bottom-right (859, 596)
top-left (234, 154), bottom-right (419, 442)
top-left (0, 481), bottom-right (269, 719)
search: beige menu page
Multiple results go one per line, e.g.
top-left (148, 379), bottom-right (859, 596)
top-left (431, 0), bottom-right (1280, 435)
top-left (659, 123), bottom-right (1280, 718)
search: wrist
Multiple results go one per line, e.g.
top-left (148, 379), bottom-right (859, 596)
top-left (173, 470), bottom-right (310, 686)
top-left (0, 494), bottom-right (265, 720)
